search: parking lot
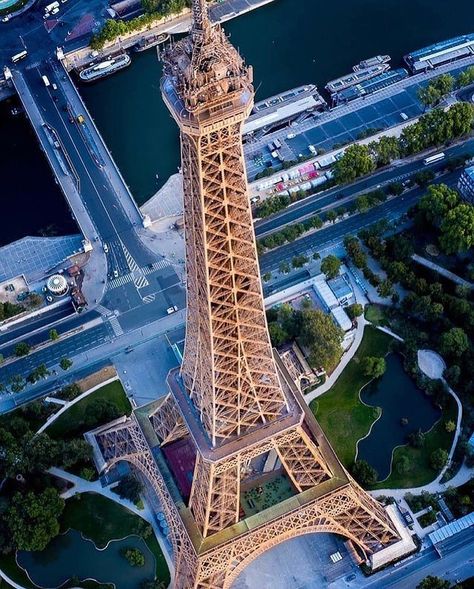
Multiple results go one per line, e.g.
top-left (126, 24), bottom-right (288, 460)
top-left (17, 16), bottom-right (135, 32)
top-left (244, 61), bottom-right (474, 180)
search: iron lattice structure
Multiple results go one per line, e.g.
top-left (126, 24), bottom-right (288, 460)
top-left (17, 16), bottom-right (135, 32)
top-left (92, 1), bottom-right (405, 586)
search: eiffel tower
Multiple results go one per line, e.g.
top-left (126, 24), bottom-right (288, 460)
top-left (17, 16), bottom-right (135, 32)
top-left (90, 2), bottom-right (414, 586)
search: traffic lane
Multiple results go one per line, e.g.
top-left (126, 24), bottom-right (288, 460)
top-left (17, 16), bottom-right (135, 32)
top-left (0, 303), bottom-right (74, 348)
top-left (0, 309), bottom-right (100, 357)
top-left (0, 323), bottom-right (111, 383)
top-left (258, 171), bottom-right (460, 274)
top-left (24, 68), bottom-right (120, 242)
top-left (254, 138), bottom-right (474, 236)
top-left (0, 358), bottom-right (111, 413)
top-left (255, 162), bottom-right (419, 235)
top-left (258, 191), bottom-right (421, 274)
top-left (42, 68), bottom-right (154, 265)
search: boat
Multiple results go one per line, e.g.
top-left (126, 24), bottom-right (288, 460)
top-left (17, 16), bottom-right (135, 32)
top-left (353, 55), bottom-right (391, 71)
top-left (133, 33), bottom-right (170, 52)
top-left (79, 53), bottom-right (131, 82)
top-left (325, 62), bottom-right (391, 94)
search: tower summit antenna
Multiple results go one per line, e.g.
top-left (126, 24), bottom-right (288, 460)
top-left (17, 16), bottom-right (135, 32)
top-left (192, 0), bottom-right (211, 37)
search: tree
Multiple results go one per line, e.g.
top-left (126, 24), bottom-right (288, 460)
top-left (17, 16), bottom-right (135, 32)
top-left (439, 327), bottom-right (469, 358)
top-left (418, 74), bottom-right (454, 107)
top-left (346, 303), bottom-right (363, 320)
top-left (362, 356), bottom-right (386, 379)
top-left (268, 323), bottom-right (289, 347)
top-left (418, 184), bottom-right (459, 226)
top-left (351, 460), bottom-right (378, 486)
top-left (121, 547), bottom-right (145, 567)
top-left (388, 182), bottom-right (404, 196)
top-left (444, 420), bottom-right (456, 433)
top-left (291, 254), bottom-right (309, 268)
top-left (457, 65), bottom-right (474, 88)
top-left (320, 255), bottom-right (341, 279)
top-left (356, 195), bottom-right (370, 213)
top-left (377, 279), bottom-right (394, 299)
top-left (326, 210), bottom-right (337, 224)
top-left (407, 429), bottom-right (425, 448)
top-left (396, 455), bottom-right (411, 475)
top-left (59, 357), bottom-right (73, 371)
top-left (49, 329), bottom-right (59, 341)
top-left (5, 488), bottom-right (64, 551)
top-left (299, 309), bottom-right (343, 372)
top-left (373, 135), bottom-right (400, 166)
top-left (430, 448), bottom-right (448, 471)
top-left (279, 261), bottom-right (290, 274)
top-left (333, 144), bottom-right (376, 184)
top-left (84, 398), bottom-right (122, 428)
top-left (439, 203), bottom-right (474, 253)
top-left (417, 576), bottom-right (451, 589)
top-left (114, 475), bottom-right (143, 504)
top-left (15, 342), bottom-right (30, 357)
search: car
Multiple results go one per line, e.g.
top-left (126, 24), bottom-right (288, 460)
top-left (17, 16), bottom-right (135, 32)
top-left (52, 83), bottom-right (58, 91)
top-left (51, 6), bottom-right (59, 14)
top-left (103, 243), bottom-right (109, 253)
top-left (166, 305), bottom-right (178, 314)
top-left (53, 140), bottom-right (60, 148)
top-left (46, 295), bottom-right (53, 302)
top-left (1, 15), bottom-right (10, 22)
top-left (113, 270), bottom-right (119, 278)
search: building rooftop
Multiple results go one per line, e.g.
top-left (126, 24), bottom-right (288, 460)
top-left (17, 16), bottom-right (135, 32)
top-left (328, 275), bottom-right (353, 300)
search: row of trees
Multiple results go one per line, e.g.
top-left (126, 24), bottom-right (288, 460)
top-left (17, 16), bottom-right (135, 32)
top-left (333, 102), bottom-right (474, 184)
top-left (90, 0), bottom-right (191, 49)
top-left (418, 69), bottom-right (474, 108)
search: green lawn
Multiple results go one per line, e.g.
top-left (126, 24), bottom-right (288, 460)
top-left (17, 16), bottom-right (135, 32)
top-left (46, 380), bottom-right (131, 439)
top-left (365, 304), bottom-right (390, 326)
top-left (311, 326), bottom-right (394, 467)
top-left (61, 493), bottom-right (170, 584)
top-left (371, 395), bottom-right (458, 489)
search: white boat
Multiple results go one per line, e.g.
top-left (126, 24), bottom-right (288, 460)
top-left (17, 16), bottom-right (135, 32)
top-left (79, 53), bottom-right (131, 82)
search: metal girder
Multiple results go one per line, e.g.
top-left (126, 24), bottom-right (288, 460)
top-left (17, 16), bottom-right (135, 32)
top-left (86, 3), bottom-right (406, 588)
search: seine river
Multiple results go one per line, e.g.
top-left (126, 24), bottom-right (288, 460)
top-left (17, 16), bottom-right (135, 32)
top-left (1, 0), bottom-right (474, 243)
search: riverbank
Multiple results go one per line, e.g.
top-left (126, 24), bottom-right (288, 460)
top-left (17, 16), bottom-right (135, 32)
top-left (64, 0), bottom-right (276, 70)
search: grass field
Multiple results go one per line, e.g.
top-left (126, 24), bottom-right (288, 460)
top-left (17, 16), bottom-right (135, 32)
top-left (46, 380), bottom-right (131, 439)
top-left (364, 304), bottom-right (390, 326)
top-left (61, 493), bottom-right (170, 584)
top-left (311, 326), bottom-right (394, 467)
top-left (371, 395), bottom-right (458, 489)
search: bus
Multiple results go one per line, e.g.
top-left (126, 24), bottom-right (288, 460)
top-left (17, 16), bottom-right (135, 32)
top-left (11, 50), bottom-right (28, 63)
top-left (44, 1), bottom-right (59, 12)
top-left (423, 152), bottom-right (445, 166)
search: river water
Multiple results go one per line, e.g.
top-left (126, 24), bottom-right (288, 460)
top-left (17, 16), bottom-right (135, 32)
top-left (1, 0), bottom-right (474, 242)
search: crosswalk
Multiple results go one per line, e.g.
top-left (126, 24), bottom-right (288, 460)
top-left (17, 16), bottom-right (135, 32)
top-left (106, 258), bottom-right (172, 292)
top-left (96, 304), bottom-right (113, 317)
top-left (109, 315), bottom-right (124, 337)
top-left (122, 244), bottom-right (141, 273)
top-left (106, 273), bottom-right (134, 290)
top-left (133, 273), bottom-right (149, 289)
top-left (143, 259), bottom-right (170, 275)
top-left (142, 294), bottom-right (156, 304)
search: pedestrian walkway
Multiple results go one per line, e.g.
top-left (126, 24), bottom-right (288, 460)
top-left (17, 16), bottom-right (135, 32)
top-left (412, 254), bottom-right (473, 289)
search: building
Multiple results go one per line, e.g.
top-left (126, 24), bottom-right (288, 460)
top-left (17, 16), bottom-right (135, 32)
top-left (458, 165), bottom-right (474, 203)
top-left (328, 274), bottom-right (354, 306)
top-left (404, 33), bottom-right (474, 73)
top-left (89, 2), bottom-right (415, 587)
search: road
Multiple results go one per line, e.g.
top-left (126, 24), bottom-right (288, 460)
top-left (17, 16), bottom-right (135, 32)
top-left (258, 168), bottom-right (462, 277)
top-left (255, 138), bottom-right (474, 239)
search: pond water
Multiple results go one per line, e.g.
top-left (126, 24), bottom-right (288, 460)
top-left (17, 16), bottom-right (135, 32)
top-left (357, 354), bottom-right (441, 481)
top-left (17, 530), bottom-right (156, 589)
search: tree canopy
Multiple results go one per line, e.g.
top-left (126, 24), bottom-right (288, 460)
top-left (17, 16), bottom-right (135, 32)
top-left (299, 309), bottom-right (344, 372)
top-left (333, 144), bottom-right (376, 184)
top-left (5, 488), bottom-right (64, 551)
top-left (320, 255), bottom-right (341, 279)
